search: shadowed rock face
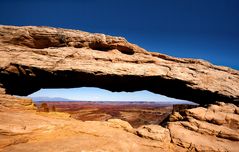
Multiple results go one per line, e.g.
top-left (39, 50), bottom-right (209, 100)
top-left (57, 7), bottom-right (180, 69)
top-left (0, 25), bottom-right (239, 104)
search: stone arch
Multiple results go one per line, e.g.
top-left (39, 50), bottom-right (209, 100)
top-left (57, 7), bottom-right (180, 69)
top-left (0, 25), bottom-right (238, 106)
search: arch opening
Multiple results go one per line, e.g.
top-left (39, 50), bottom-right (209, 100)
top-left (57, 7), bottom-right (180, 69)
top-left (28, 87), bottom-right (194, 103)
top-left (27, 87), bottom-right (196, 128)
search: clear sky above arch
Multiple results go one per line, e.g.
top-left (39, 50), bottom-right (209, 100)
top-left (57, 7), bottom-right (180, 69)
top-left (1, 0), bottom-right (238, 101)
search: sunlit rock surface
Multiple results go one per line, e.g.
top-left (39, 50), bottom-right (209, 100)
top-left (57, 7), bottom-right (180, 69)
top-left (0, 109), bottom-right (182, 152)
top-left (0, 102), bottom-right (238, 152)
top-left (135, 125), bottom-right (171, 143)
top-left (168, 102), bottom-right (239, 152)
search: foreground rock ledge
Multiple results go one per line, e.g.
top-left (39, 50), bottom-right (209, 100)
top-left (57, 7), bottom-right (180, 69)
top-left (0, 25), bottom-right (239, 104)
top-left (0, 102), bottom-right (238, 152)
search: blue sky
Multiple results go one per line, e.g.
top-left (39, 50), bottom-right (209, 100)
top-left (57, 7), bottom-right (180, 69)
top-left (1, 0), bottom-right (238, 101)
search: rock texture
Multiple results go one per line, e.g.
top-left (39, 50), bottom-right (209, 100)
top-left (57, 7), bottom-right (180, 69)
top-left (0, 25), bottom-right (239, 105)
top-left (135, 125), bottom-right (171, 143)
top-left (168, 102), bottom-right (239, 152)
top-left (0, 94), bottom-right (35, 110)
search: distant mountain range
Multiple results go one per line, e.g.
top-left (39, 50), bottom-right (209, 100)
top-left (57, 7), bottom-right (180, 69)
top-left (30, 97), bottom-right (75, 102)
top-left (30, 96), bottom-right (196, 105)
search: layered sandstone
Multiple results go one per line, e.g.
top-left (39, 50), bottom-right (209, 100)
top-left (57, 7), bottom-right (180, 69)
top-left (0, 25), bottom-right (239, 105)
top-left (168, 102), bottom-right (239, 152)
top-left (0, 94), bottom-right (35, 110)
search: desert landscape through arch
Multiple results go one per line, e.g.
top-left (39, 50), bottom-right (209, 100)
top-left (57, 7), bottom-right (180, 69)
top-left (29, 87), bottom-right (196, 128)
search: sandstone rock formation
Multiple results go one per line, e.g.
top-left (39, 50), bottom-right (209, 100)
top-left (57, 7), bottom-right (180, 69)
top-left (106, 118), bottom-right (134, 132)
top-left (0, 25), bottom-right (239, 151)
top-left (0, 25), bottom-right (239, 105)
top-left (135, 125), bottom-right (171, 143)
top-left (0, 94), bottom-right (35, 110)
top-left (168, 102), bottom-right (239, 152)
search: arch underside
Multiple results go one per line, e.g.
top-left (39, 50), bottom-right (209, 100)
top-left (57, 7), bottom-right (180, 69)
top-left (0, 65), bottom-right (235, 105)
